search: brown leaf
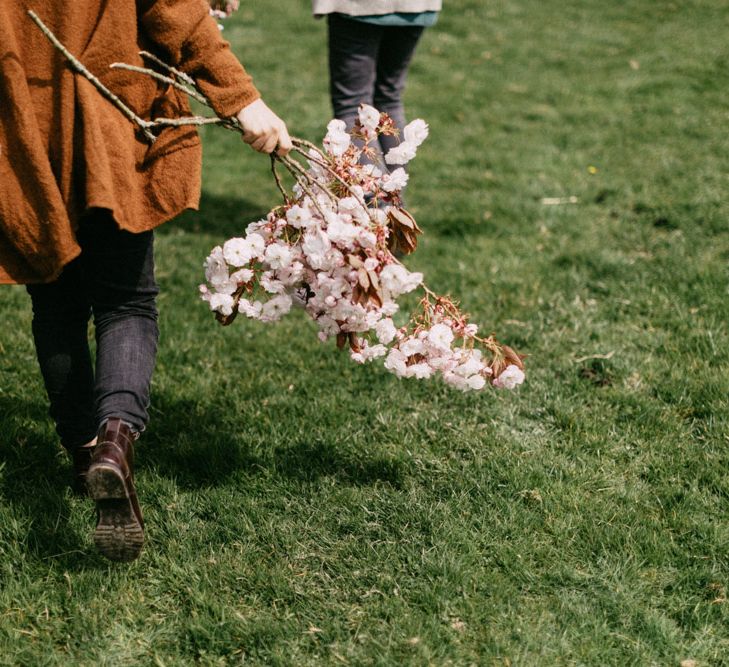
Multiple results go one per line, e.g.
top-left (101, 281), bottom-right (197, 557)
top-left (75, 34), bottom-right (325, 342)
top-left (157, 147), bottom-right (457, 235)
top-left (336, 332), bottom-right (347, 350)
top-left (367, 286), bottom-right (383, 308)
top-left (490, 357), bottom-right (505, 378)
top-left (502, 345), bottom-right (526, 370)
top-left (387, 208), bottom-right (422, 255)
top-left (390, 207), bottom-right (414, 229)
top-left (358, 268), bottom-right (370, 290)
top-left (348, 255), bottom-right (364, 269)
top-left (348, 333), bottom-right (361, 353)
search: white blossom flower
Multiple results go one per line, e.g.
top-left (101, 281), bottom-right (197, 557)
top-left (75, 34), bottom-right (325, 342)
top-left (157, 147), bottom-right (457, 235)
top-left (316, 314), bottom-right (340, 336)
top-left (400, 337), bottom-right (424, 357)
top-left (358, 230), bottom-right (378, 249)
top-left (324, 119), bottom-right (351, 156)
top-left (362, 163), bottom-right (383, 179)
top-left (381, 301), bottom-right (399, 316)
top-left (204, 246), bottom-right (229, 287)
top-left (246, 219), bottom-right (268, 236)
top-left (325, 215), bottom-right (359, 247)
top-left (403, 119), bottom-right (429, 147)
top-left (301, 229), bottom-right (332, 269)
top-left (222, 237), bottom-right (253, 267)
top-left (426, 323), bottom-right (454, 352)
top-left (466, 374), bottom-right (487, 390)
top-left (381, 168), bottom-right (409, 193)
top-left (351, 342), bottom-right (387, 363)
top-left (326, 119), bottom-right (346, 134)
top-left (454, 352), bottom-right (484, 377)
top-left (247, 233), bottom-right (266, 258)
top-left (286, 205), bottom-right (313, 229)
top-left (260, 271), bottom-right (285, 294)
top-left (385, 141), bottom-right (417, 165)
top-left (238, 298), bottom-right (263, 318)
top-left (374, 318), bottom-right (397, 344)
top-left (406, 362), bottom-right (433, 379)
top-left (493, 364), bottom-right (525, 390)
top-left (209, 292), bottom-right (234, 316)
top-left (358, 104), bottom-right (380, 130)
top-left (230, 268), bottom-right (254, 284)
top-left (443, 371), bottom-right (469, 391)
top-left (380, 264), bottom-right (422, 296)
top-left (264, 242), bottom-right (293, 269)
top-left (277, 261), bottom-right (304, 285)
top-left (260, 294), bottom-right (293, 322)
top-left (384, 348), bottom-right (408, 376)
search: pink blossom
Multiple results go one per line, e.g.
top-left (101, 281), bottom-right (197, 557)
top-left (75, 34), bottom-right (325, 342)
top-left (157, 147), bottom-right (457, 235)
top-left (382, 168), bottom-right (409, 193)
top-left (358, 104), bottom-right (380, 130)
top-left (375, 318), bottom-right (397, 344)
top-left (493, 365), bottom-right (525, 390)
top-left (403, 119), bottom-right (429, 147)
top-left (238, 298), bottom-right (263, 318)
top-left (426, 323), bottom-right (454, 352)
top-left (385, 141), bottom-right (417, 165)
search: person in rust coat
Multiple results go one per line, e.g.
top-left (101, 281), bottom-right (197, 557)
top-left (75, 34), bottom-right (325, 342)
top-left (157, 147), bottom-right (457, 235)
top-left (0, 0), bottom-right (291, 561)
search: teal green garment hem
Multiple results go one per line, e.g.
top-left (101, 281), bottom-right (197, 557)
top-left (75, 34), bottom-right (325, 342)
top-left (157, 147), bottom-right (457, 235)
top-left (344, 11), bottom-right (439, 28)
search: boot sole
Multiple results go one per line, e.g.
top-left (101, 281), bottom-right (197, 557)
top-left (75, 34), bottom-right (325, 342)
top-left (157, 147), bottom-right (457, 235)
top-left (87, 463), bottom-right (144, 562)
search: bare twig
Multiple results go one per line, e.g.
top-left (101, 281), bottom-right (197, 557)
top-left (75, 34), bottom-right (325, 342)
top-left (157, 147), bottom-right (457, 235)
top-left (270, 156), bottom-right (291, 203)
top-left (109, 62), bottom-right (207, 106)
top-left (290, 144), bottom-right (375, 223)
top-left (139, 50), bottom-right (196, 86)
top-left (142, 116), bottom-right (228, 128)
top-left (281, 155), bottom-right (339, 207)
top-left (275, 158), bottom-right (329, 219)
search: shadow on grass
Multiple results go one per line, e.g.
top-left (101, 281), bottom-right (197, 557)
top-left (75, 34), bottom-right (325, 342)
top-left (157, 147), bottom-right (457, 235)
top-left (0, 392), bottom-right (403, 564)
top-left (157, 190), bottom-right (268, 238)
top-left (0, 396), bottom-right (98, 569)
top-left (142, 395), bottom-right (405, 490)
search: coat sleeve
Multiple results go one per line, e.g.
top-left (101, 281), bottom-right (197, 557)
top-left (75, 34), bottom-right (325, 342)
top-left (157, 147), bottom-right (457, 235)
top-left (137, 0), bottom-right (260, 118)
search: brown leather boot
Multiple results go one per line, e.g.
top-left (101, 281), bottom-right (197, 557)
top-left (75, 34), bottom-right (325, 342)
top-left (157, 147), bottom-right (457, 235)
top-left (86, 418), bottom-right (144, 562)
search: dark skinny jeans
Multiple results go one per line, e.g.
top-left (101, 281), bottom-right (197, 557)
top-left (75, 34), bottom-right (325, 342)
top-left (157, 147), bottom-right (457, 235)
top-left (26, 210), bottom-right (159, 450)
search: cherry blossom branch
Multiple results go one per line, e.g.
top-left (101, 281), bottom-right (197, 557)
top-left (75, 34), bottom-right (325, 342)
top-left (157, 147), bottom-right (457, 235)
top-left (275, 159), bottom-right (330, 220)
top-left (139, 50), bottom-right (196, 87)
top-left (280, 155), bottom-right (339, 208)
top-left (290, 144), bottom-right (376, 223)
top-left (109, 62), bottom-right (208, 106)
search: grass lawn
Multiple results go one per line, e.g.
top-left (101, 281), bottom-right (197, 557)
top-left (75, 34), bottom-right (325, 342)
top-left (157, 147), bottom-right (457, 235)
top-left (1, 0), bottom-right (728, 664)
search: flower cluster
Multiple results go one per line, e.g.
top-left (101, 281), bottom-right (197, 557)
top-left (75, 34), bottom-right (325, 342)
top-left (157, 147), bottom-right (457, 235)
top-left (200, 106), bottom-right (525, 391)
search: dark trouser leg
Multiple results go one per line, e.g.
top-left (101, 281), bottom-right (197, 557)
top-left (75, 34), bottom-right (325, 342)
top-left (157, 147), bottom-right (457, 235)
top-left (328, 14), bottom-right (383, 131)
top-left (27, 210), bottom-right (159, 446)
top-left (78, 214), bottom-right (159, 434)
top-left (27, 263), bottom-right (97, 451)
top-left (373, 25), bottom-right (425, 163)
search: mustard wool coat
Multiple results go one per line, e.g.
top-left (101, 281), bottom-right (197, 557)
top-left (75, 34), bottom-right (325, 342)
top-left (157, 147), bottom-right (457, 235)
top-left (0, 0), bottom-right (260, 284)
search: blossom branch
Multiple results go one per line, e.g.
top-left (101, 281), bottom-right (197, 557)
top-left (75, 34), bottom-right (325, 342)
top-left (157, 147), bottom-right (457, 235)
top-left (139, 50), bottom-right (196, 87)
top-left (109, 62), bottom-right (208, 106)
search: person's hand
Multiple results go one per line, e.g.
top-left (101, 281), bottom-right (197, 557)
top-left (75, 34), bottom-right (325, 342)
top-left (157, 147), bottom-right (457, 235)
top-left (236, 99), bottom-right (292, 156)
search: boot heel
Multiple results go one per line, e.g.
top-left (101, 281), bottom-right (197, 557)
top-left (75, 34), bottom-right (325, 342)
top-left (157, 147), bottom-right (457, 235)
top-left (87, 419), bottom-right (144, 562)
